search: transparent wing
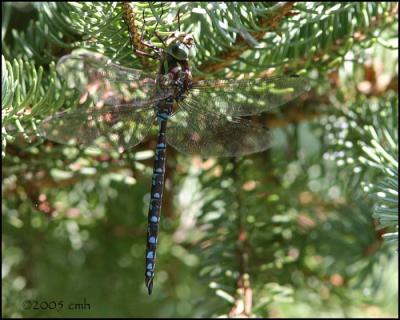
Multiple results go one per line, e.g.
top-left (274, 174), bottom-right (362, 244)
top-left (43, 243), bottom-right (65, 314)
top-left (167, 96), bottom-right (272, 157)
top-left (57, 50), bottom-right (174, 107)
top-left (186, 75), bottom-right (310, 116)
top-left (38, 104), bottom-right (155, 151)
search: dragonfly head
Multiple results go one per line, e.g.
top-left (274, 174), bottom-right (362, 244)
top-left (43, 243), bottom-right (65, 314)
top-left (165, 31), bottom-right (196, 61)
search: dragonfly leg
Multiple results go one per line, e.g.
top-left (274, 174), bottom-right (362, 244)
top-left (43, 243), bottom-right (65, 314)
top-left (140, 40), bottom-right (162, 52)
top-left (154, 31), bottom-right (166, 47)
top-left (176, 7), bottom-right (181, 32)
top-left (133, 48), bottom-right (160, 60)
top-left (139, 8), bottom-right (164, 51)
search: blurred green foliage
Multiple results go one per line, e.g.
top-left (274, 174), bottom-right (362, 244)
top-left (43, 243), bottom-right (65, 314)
top-left (2, 2), bottom-right (398, 318)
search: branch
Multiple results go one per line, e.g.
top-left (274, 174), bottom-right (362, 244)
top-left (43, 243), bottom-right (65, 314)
top-left (197, 3), bottom-right (296, 74)
top-left (229, 159), bottom-right (253, 317)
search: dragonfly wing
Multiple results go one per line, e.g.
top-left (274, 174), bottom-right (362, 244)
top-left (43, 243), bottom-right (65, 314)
top-left (167, 96), bottom-right (271, 157)
top-left (188, 75), bottom-right (310, 116)
top-left (38, 105), bottom-right (155, 151)
top-left (57, 50), bottom-right (174, 106)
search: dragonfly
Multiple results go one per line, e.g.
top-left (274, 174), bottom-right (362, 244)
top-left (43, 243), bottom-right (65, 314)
top-left (39, 30), bottom-right (310, 295)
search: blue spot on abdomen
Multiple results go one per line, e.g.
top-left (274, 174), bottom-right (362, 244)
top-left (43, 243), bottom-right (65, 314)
top-left (149, 236), bottom-right (157, 244)
top-left (156, 143), bottom-right (166, 149)
top-left (153, 192), bottom-right (160, 199)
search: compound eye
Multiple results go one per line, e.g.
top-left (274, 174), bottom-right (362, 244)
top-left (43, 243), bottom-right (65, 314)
top-left (170, 43), bottom-right (188, 60)
top-left (171, 44), bottom-right (180, 53)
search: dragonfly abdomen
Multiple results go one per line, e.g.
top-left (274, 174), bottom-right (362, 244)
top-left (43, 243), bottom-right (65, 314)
top-left (144, 98), bottom-right (173, 295)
